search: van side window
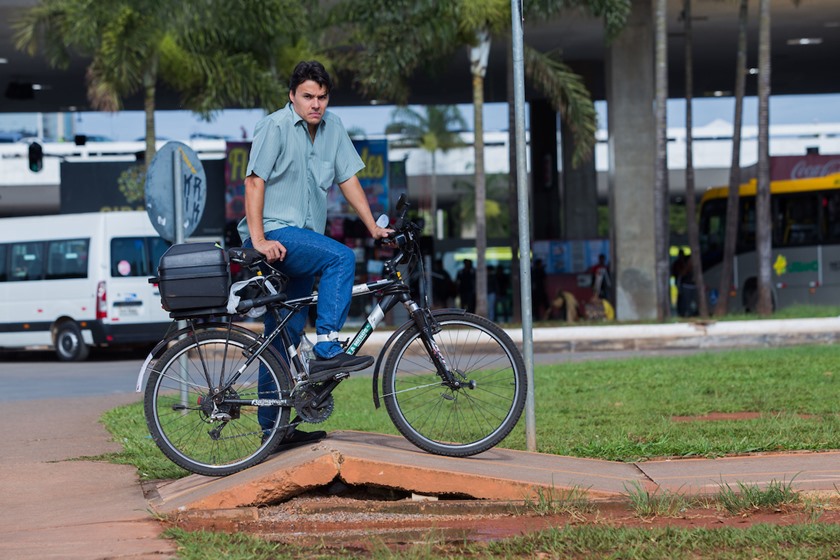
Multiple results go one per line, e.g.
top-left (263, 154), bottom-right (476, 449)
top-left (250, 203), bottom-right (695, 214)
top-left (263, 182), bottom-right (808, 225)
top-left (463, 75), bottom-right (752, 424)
top-left (111, 237), bottom-right (172, 277)
top-left (111, 237), bottom-right (149, 277)
top-left (10, 242), bottom-right (44, 281)
top-left (46, 239), bottom-right (89, 280)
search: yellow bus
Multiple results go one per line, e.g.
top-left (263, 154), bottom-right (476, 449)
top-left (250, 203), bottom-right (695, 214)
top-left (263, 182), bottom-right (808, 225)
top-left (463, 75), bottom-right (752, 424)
top-left (698, 173), bottom-right (840, 312)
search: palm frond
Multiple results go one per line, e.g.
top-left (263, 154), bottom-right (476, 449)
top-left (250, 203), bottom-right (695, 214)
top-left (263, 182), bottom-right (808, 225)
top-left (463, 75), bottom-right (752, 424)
top-left (524, 44), bottom-right (597, 166)
top-left (524, 0), bottom-right (630, 40)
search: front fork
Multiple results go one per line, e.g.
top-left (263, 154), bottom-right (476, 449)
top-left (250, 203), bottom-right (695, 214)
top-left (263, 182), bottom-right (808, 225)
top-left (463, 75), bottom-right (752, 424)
top-left (403, 297), bottom-right (465, 388)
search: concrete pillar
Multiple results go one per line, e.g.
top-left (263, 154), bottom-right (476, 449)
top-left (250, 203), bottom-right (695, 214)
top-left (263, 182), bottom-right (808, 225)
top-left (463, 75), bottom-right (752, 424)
top-left (605, 0), bottom-right (658, 320)
top-left (560, 117), bottom-right (598, 239)
top-left (529, 99), bottom-right (561, 240)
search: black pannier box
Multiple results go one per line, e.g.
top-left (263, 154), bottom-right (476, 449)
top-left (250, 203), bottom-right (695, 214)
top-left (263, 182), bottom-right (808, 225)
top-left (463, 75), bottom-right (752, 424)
top-left (156, 243), bottom-right (231, 311)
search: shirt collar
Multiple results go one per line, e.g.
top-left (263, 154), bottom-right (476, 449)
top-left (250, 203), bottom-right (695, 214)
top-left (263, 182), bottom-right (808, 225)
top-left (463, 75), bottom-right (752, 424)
top-left (287, 102), bottom-right (326, 130)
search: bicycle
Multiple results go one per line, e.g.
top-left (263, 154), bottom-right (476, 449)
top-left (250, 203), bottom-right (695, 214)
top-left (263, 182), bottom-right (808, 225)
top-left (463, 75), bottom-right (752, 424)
top-left (137, 195), bottom-right (527, 476)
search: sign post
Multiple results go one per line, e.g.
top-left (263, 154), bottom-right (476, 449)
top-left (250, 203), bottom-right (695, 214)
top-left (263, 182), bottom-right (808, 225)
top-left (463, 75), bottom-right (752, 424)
top-left (145, 141), bottom-right (207, 406)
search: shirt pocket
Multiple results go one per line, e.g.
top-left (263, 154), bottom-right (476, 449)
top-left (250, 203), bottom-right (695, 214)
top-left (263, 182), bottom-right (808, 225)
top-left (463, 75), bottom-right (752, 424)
top-left (318, 161), bottom-right (335, 191)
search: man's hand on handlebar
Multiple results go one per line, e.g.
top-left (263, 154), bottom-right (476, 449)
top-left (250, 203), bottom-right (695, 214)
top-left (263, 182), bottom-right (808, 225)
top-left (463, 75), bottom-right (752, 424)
top-left (372, 225), bottom-right (395, 243)
top-left (253, 238), bottom-right (287, 263)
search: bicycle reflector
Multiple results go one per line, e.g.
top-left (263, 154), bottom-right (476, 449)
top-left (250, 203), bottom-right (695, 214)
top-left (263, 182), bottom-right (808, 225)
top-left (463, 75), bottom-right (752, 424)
top-left (28, 141), bottom-right (43, 172)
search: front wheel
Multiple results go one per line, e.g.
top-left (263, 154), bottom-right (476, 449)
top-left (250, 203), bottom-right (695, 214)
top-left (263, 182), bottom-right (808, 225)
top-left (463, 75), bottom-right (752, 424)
top-left (144, 328), bottom-right (293, 476)
top-left (382, 312), bottom-right (526, 457)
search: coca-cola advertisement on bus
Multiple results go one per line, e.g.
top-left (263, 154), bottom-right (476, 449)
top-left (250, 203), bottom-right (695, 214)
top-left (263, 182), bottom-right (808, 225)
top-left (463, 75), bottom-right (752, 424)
top-left (770, 153), bottom-right (840, 181)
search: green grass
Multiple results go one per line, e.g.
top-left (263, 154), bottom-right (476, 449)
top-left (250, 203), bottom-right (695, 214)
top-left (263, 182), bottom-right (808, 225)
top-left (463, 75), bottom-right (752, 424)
top-left (103, 344), bottom-right (840, 480)
top-left (163, 524), bottom-right (840, 559)
top-left (625, 481), bottom-right (692, 518)
top-left (521, 484), bottom-right (595, 518)
top-left (484, 524), bottom-right (840, 560)
top-left (716, 478), bottom-right (801, 514)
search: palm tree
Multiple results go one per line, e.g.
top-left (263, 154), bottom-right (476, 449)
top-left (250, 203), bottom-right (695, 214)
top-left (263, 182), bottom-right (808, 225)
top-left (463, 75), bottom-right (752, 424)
top-left (452, 174), bottom-right (510, 239)
top-left (755, 0), bottom-right (773, 315)
top-left (714, 0), bottom-right (749, 317)
top-left (654, 0), bottom-right (670, 320)
top-left (503, 1), bottom-right (629, 323)
top-left (14, 0), bottom-right (298, 167)
top-left (681, 0), bottom-right (708, 317)
top-left (457, 0), bottom-right (509, 318)
top-left (333, 0), bottom-right (628, 318)
top-left (385, 105), bottom-right (467, 239)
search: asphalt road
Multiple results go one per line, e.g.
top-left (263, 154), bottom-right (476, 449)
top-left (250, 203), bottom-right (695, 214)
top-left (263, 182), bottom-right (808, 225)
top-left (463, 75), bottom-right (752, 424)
top-left (0, 349), bottom-right (147, 402)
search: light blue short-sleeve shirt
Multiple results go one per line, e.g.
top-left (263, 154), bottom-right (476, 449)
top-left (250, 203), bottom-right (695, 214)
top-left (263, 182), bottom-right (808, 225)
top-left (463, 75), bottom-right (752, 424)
top-left (237, 103), bottom-right (364, 242)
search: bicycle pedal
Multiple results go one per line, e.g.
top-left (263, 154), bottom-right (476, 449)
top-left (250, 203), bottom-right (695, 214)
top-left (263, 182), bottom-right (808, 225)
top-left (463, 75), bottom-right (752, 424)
top-left (334, 372), bottom-right (350, 381)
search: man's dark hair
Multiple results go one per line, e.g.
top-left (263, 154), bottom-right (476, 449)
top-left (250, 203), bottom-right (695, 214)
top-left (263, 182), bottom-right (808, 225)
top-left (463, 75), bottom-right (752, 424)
top-left (289, 61), bottom-right (333, 94)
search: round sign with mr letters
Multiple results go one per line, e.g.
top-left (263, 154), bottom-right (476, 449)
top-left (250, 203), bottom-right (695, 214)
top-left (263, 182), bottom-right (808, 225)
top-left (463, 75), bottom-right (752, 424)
top-left (145, 141), bottom-right (206, 242)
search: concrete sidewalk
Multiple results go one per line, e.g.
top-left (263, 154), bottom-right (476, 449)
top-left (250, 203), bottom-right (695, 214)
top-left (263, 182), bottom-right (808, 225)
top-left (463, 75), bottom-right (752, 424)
top-left (3, 317), bottom-right (839, 559)
top-left (0, 394), bottom-right (176, 559)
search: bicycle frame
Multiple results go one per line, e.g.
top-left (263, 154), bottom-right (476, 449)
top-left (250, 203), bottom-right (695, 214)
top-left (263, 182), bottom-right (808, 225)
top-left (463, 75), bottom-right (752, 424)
top-left (138, 194), bottom-right (458, 403)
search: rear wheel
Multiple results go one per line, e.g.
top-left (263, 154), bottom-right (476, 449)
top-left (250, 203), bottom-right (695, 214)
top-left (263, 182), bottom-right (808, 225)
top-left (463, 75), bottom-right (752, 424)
top-left (55, 321), bottom-right (89, 362)
top-left (144, 328), bottom-right (293, 476)
top-left (382, 312), bottom-right (526, 457)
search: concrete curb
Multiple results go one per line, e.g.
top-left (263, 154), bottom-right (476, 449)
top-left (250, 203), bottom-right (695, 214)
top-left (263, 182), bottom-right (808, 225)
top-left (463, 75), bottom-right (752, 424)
top-left (342, 316), bottom-right (840, 355)
top-left (150, 432), bottom-right (840, 515)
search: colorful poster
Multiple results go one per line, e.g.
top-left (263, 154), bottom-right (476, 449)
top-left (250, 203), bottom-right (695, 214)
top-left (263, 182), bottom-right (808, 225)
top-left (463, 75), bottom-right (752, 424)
top-left (224, 141), bottom-right (250, 224)
top-left (533, 239), bottom-right (610, 274)
top-left (327, 139), bottom-right (389, 217)
top-left (224, 139), bottom-right (388, 226)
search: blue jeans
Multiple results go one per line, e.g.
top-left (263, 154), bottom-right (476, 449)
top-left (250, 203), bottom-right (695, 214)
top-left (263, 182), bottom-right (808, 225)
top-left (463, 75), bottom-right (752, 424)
top-left (244, 226), bottom-right (356, 429)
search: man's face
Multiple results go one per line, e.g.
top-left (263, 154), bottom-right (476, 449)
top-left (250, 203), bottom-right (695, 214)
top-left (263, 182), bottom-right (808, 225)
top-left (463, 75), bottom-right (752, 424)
top-left (290, 80), bottom-right (329, 127)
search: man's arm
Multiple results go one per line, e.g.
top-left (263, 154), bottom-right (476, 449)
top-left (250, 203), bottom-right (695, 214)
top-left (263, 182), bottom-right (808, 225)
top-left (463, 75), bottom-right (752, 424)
top-left (337, 175), bottom-right (392, 240)
top-left (244, 173), bottom-right (287, 262)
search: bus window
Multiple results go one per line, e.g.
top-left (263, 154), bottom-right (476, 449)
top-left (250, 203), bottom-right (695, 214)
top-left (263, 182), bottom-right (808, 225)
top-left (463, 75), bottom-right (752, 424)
top-left (10, 242), bottom-right (44, 281)
top-left (738, 198), bottom-right (756, 251)
top-left (111, 237), bottom-right (148, 277)
top-left (774, 194), bottom-right (819, 246)
top-left (0, 244), bottom-right (6, 282)
top-left (822, 192), bottom-right (840, 243)
top-left (45, 239), bottom-right (89, 280)
top-left (699, 198), bottom-right (725, 267)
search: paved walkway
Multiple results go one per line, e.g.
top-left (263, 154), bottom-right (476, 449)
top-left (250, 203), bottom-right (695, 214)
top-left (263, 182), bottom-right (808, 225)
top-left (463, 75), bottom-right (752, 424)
top-left (2, 317), bottom-right (839, 559)
top-left (0, 394), bottom-right (176, 559)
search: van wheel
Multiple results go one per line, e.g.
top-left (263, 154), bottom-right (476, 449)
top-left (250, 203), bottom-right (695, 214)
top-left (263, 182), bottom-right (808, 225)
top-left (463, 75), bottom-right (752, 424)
top-left (55, 322), bottom-right (90, 362)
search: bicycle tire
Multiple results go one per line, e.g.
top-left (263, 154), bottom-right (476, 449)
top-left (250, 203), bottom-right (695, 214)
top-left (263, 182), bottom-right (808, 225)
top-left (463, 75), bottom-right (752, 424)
top-left (382, 312), bottom-right (526, 457)
top-left (144, 328), bottom-right (293, 476)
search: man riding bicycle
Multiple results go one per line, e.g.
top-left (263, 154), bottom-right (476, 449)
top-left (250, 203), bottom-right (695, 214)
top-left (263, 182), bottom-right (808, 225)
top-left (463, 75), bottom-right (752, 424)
top-left (238, 61), bottom-right (392, 447)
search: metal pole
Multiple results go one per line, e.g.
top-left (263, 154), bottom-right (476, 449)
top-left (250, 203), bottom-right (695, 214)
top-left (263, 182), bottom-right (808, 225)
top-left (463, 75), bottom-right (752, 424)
top-left (174, 150), bottom-right (185, 245)
top-left (173, 151), bottom-right (187, 406)
top-left (511, 0), bottom-right (536, 452)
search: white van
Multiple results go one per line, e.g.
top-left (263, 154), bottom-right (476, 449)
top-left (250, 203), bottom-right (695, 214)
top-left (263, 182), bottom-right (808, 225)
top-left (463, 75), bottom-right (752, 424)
top-left (0, 211), bottom-right (172, 360)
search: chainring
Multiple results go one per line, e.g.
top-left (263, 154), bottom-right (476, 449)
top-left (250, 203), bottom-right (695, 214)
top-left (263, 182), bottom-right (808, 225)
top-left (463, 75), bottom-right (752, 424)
top-left (293, 387), bottom-right (335, 423)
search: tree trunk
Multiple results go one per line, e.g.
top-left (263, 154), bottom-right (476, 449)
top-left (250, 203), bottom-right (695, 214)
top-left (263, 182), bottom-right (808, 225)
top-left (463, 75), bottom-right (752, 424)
top-left (756, 0), bottom-right (773, 315)
top-left (653, 0), bottom-right (671, 320)
top-left (715, 0), bottom-right (748, 316)
top-left (506, 36), bottom-right (522, 324)
top-left (473, 71), bottom-right (488, 318)
top-left (143, 62), bottom-right (158, 170)
top-left (430, 152), bottom-right (438, 239)
top-left (683, 0), bottom-right (708, 317)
